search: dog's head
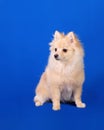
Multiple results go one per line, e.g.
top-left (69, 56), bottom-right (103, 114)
top-left (49, 31), bottom-right (84, 62)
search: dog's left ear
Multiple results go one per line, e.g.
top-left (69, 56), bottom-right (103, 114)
top-left (67, 32), bottom-right (76, 43)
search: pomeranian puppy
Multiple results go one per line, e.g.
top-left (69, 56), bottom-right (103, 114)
top-left (34, 31), bottom-right (86, 110)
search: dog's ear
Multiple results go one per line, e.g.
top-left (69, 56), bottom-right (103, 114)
top-left (67, 32), bottom-right (76, 43)
top-left (53, 30), bottom-right (63, 40)
top-left (49, 31), bottom-right (64, 47)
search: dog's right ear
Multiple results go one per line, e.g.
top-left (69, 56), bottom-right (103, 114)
top-left (49, 31), bottom-right (64, 47)
top-left (49, 31), bottom-right (62, 46)
top-left (53, 30), bottom-right (63, 40)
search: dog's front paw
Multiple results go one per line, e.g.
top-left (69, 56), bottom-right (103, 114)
top-left (52, 104), bottom-right (60, 111)
top-left (76, 102), bottom-right (86, 108)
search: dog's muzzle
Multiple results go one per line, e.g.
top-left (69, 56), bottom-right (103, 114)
top-left (54, 54), bottom-right (60, 60)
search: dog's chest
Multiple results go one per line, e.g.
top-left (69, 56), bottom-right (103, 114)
top-left (56, 63), bottom-right (73, 77)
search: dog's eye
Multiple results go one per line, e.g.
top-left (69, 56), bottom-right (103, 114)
top-left (55, 48), bottom-right (57, 52)
top-left (63, 49), bottom-right (67, 52)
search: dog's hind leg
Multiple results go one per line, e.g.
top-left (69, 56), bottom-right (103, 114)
top-left (34, 72), bottom-right (49, 106)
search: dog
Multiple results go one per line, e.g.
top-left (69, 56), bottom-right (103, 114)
top-left (34, 31), bottom-right (86, 110)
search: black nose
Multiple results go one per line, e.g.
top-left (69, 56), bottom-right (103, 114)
top-left (54, 54), bottom-right (58, 59)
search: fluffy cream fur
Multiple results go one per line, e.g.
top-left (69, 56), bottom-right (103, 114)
top-left (34, 31), bottom-right (86, 110)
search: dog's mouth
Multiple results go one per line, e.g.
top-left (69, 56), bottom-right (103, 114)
top-left (55, 57), bottom-right (60, 60)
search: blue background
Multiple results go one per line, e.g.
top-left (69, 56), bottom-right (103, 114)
top-left (0, 0), bottom-right (104, 130)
